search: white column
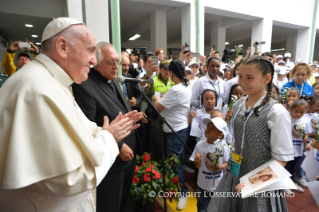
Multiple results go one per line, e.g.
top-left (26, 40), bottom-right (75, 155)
top-left (197, 0), bottom-right (205, 55)
top-left (83, 0), bottom-right (109, 43)
top-left (181, 3), bottom-right (196, 52)
top-left (313, 36), bottom-right (319, 61)
top-left (285, 33), bottom-right (297, 61)
top-left (251, 18), bottom-right (273, 53)
top-left (66, 0), bottom-right (83, 21)
top-left (210, 21), bottom-right (225, 53)
top-left (150, 10), bottom-right (167, 54)
top-left (295, 28), bottom-right (312, 61)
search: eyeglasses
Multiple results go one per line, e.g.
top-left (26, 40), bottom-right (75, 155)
top-left (102, 60), bottom-right (122, 66)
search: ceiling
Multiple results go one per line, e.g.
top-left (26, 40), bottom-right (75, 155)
top-left (0, 0), bottom-right (315, 56)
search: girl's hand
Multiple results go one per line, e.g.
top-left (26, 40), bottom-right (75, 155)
top-left (305, 143), bottom-right (311, 151)
top-left (287, 100), bottom-right (294, 107)
top-left (190, 111), bottom-right (197, 118)
top-left (194, 154), bottom-right (203, 163)
top-left (311, 139), bottom-right (319, 150)
top-left (225, 110), bottom-right (233, 120)
top-left (235, 183), bottom-right (246, 195)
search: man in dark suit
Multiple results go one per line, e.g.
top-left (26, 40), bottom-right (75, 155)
top-left (121, 51), bottom-right (142, 111)
top-left (72, 42), bottom-right (139, 212)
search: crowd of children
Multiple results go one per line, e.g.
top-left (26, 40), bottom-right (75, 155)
top-left (182, 54), bottom-right (319, 212)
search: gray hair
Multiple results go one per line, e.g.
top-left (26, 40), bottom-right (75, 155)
top-left (96, 42), bottom-right (115, 65)
top-left (41, 24), bottom-right (82, 54)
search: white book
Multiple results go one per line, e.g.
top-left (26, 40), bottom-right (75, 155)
top-left (240, 159), bottom-right (297, 198)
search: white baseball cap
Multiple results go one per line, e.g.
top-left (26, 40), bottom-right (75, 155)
top-left (277, 55), bottom-right (283, 59)
top-left (202, 117), bottom-right (227, 136)
top-left (277, 61), bottom-right (285, 65)
top-left (313, 73), bottom-right (319, 78)
top-left (284, 52), bottom-right (292, 58)
top-left (188, 61), bottom-right (200, 68)
top-left (41, 17), bottom-right (84, 42)
top-left (185, 67), bottom-right (193, 74)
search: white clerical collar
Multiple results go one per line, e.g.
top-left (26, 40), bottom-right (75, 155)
top-left (108, 80), bottom-right (112, 83)
top-left (35, 53), bottom-right (74, 88)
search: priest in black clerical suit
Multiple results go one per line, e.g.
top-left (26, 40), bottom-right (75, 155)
top-left (72, 42), bottom-right (140, 212)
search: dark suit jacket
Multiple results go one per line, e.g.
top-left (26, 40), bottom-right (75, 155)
top-left (72, 68), bottom-right (138, 174)
top-left (123, 73), bottom-right (142, 110)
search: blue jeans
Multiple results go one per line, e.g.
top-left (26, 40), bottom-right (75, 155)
top-left (196, 186), bottom-right (213, 212)
top-left (294, 153), bottom-right (306, 178)
top-left (165, 127), bottom-right (189, 196)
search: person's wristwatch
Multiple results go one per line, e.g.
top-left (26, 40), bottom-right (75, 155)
top-left (144, 74), bottom-right (150, 79)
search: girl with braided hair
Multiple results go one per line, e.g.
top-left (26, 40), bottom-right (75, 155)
top-left (152, 59), bottom-right (190, 210)
top-left (207, 56), bottom-right (294, 212)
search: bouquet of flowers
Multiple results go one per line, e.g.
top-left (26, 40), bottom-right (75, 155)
top-left (228, 95), bottom-right (238, 125)
top-left (296, 124), bottom-right (306, 139)
top-left (281, 87), bottom-right (291, 104)
top-left (130, 152), bottom-right (181, 204)
top-left (314, 123), bottom-right (319, 143)
top-left (235, 44), bottom-right (244, 57)
top-left (205, 139), bottom-right (227, 186)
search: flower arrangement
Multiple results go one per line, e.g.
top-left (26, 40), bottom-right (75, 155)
top-left (314, 123), bottom-right (319, 143)
top-left (235, 44), bottom-right (244, 57)
top-left (229, 95), bottom-right (238, 110)
top-left (130, 152), bottom-right (182, 204)
top-left (296, 124), bottom-right (306, 139)
top-left (281, 87), bottom-right (292, 104)
top-left (206, 139), bottom-right (229, 186)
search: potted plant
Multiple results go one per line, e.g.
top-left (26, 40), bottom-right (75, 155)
top-left (129, 152), bottom-right (181, 211)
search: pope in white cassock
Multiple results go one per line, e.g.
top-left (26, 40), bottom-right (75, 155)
top-left (0, 18), bottom-right (142, 211)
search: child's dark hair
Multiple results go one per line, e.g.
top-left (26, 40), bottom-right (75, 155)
top-left (303, 95), bottom-right (319, 105)
top-left (200, 89), bottom-right (218, 107)
top-left (291, 99), bottom-right (309, 110)
top-left (228, 84), bottom-right (240, 105)
top-left (241, 55), bottom-right (274, 116)
top-left (232, 60), bottom-right (242, 77)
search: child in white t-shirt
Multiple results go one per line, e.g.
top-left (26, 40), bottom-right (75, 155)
top-left (285, 99), bottom-right (312, 193)
top-left (189, 89), bottom-right (218, 143)
top-left (296, 96), bottom-right (319, 187)
top-left (190, 117), bottom-right (230, 211)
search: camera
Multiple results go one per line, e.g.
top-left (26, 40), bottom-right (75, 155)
top-left (222, 48), bottom-right (236, 63)
top-left (254, 41), bottom-right (266, 46)
top-left (132, 47), bottom-right (147, 55)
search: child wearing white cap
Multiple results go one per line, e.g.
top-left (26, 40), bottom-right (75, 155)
top-left (190, 117), bottom-right (230, 212)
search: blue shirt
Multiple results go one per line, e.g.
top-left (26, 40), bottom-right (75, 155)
top-left (281, 80), bottom-right (313, 96)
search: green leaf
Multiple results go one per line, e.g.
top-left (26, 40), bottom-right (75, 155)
top-left (152, 181), bottom-right (158, 190)
top-left (143, 194), bottom-right (147, 200)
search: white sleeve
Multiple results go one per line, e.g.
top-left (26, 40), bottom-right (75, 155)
top-left (267, 104), bottom-right (294, 161)
top-left (159, 88), bottom-right (178, 109)
top-left (94, 130), bottom-right (119, 185)
top-left (189, 143), bottom-right (201, 161)
top-left (222, 144), bottom-right (230, 163)
top-left (305, 121), bottom-right (313, 134)
top-left (223, 80), bottom-right (232, 104)
top-left (191, 79), bottom-right (202, 107)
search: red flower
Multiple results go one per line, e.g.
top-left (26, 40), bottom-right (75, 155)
top-left (143, 174), bottom-right (151, 182)
top-left (170, 161), bottom-right (173, 165)
top-left (132, 176), bottom-right (139, 184)
top-left (145, 168), bottom-right (152, 173)
top-left (142, 162), bottom-right (146, 166)
top-left (144, 154), bottom-right (150, 162)
top-left (135, 166), bottom-right (139, 173)
top-left (168, 190), bottom-right (176, 198)
top-left (153, 170), bottom-right (161, 179)
top-left (149, 164), bottom-right (154, 169)
top-left (172, 177), bottom-right (179, 184)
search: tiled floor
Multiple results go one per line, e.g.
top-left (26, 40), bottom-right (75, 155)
top-left (153, 162), bottom-right (319, 212)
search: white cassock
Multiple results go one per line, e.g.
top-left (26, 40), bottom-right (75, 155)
top-left (0, 54), bottom-right (119, 212)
